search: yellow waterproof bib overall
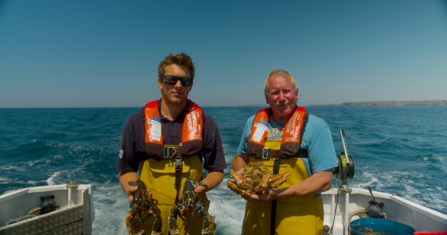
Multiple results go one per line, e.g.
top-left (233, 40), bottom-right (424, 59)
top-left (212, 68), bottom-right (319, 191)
top-left (139, 153), bottom-right (216, 235)
top-left (242, 141), bottom-right (323, 235)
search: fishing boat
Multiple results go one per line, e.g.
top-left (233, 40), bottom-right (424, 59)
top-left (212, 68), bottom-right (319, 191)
top-left (0, 182), bottom-right (94, 235)
top-left (321, 187), bottom-right (447, 234)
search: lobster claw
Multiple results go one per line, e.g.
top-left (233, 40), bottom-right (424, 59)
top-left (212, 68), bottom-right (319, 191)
top-left (169, 179), bottom-right (210, 235)
top-left (125, 180), bottom-right (162, 235)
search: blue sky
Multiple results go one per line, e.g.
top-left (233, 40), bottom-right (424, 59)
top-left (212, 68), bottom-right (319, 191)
top-left (1, 0), bottom-right (446, 108)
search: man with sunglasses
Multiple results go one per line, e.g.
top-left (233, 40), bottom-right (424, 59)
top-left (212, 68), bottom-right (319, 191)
top-left (231, 69), bottom-right (337, 235)
top-left (118, 53), bottom-right (226, 235)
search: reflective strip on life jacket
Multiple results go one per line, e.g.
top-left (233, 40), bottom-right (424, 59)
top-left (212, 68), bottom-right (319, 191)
top-left (247, 107), bottom-right (309, 159)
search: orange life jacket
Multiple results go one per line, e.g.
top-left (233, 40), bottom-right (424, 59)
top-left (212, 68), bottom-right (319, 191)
top-left (247, 107), bottom-right (309, 159)
top-left (142, 99), bottom-right (204, 159)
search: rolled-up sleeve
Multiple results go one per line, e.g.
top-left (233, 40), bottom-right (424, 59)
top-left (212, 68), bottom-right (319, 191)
top-left (118, 113), bottom-right (141, 173)
top-left (306, 119), bottom-right (338, 173)
top-left (202, 115), bottom-right (227, 171)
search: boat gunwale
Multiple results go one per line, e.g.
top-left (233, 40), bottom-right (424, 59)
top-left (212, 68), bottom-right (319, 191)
top-left (0, 185), bottom-right (70, 203)
top-left (322, 187), bottom-right (447, 225)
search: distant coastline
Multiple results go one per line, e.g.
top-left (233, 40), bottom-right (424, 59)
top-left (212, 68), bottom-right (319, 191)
top-left (309, 100), bottom-right (447, 107)
top-left (241, 100), bottom-right (447, 107)
top-left (239, 104), bottom-right (269, 107)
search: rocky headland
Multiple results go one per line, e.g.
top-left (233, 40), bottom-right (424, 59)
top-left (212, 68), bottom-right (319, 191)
top-left (317, 100), bottom-right (447, 106)
top-left (242, 100), bottom-right (447, 107)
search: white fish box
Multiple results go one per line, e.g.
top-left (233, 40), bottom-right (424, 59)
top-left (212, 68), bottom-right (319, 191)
top-left (0, 184), bottom-right (94, 235)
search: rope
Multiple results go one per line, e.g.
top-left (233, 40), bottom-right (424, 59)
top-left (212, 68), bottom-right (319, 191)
top-left (28, 207), bottom-right (41, 216)
top-left (327, 173), bottom-right (342, 234)
top-left (156, 203), bottom-right (176, 206)
top-left (146, 186), bottom-right (176, 201)
top-left (349, 210), bottom-right (367, 223)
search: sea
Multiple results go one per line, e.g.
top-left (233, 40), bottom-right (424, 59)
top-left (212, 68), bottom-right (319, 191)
top-left (0, 106), bottom-right (446, 234)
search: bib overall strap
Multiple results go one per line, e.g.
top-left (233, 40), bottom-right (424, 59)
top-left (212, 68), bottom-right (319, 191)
top-left (270, 157), bottom-right (280, 235)
top-left (175, 154), bottom-right (182, 186)
top-left (162, 146), bottom-right (183, 186)
top-left (262, 148), bottom-right (281, 160)
top-left (262, 147), bottom-right (309, 160)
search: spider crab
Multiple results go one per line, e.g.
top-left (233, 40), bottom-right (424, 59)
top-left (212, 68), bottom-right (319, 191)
top-left (125, 180), bottom-right (162, 235)
top-left (169, 179), bottom-right (210, 235)
top-left (227, 161), bottom-right (290, 195)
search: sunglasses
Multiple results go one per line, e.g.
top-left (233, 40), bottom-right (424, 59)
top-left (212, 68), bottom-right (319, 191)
top-left (160, 76), bottom-right (194, 86)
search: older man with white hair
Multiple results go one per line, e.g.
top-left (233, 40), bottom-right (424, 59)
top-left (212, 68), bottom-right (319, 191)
top-left (232, 69), bottom-right (338, 235)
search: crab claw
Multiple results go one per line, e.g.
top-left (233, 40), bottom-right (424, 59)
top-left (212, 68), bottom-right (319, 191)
top-left (269, 171), bottom-right (290, 188)
top-left (230, 171), bottom-right (253, 190)
top-left (254, 171), bottom-right (273, 194)
top-left (227, 180), bottom-right (253, 195)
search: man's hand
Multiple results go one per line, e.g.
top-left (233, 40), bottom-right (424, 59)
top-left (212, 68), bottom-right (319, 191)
top-left (192, 170), bottom-right (224, 203)
top-left (241, 169), bottom-right (333, 203)
top-left (234, 168), bottom-right (244, 175)
top-left (239, 169), bottom-right (333, 203)
top-left (127, 183), bottom-right (138, 203)
top-left (119, 172), bottom-right (142, 203)
top-left (194, 183), bottom-right (207, 202)
top-left (177, 181), bottom-right (208, 213)
top-left (127, 184), bottom-right (153, 203)
top-left (241, 188), bottom-right (283, 202)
